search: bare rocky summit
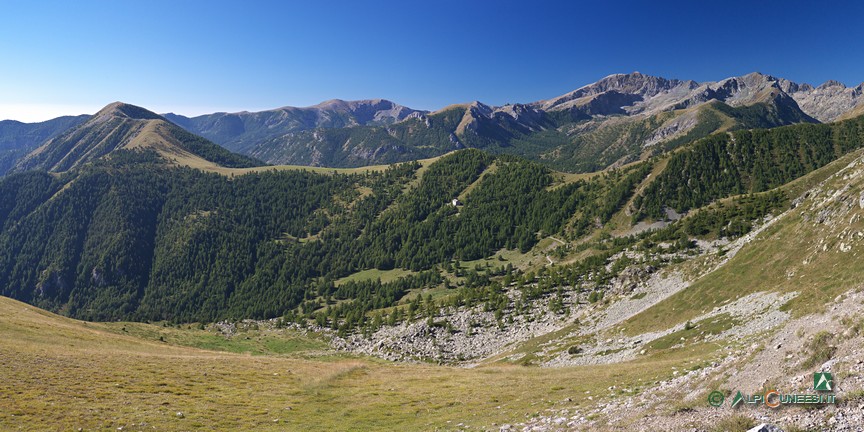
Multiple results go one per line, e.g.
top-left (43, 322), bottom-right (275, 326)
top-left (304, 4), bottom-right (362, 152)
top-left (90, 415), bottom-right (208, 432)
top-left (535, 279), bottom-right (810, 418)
top-left (533, 71), bottom-right (862, 122)
top-left (783, 79), bottom-right (864, 122)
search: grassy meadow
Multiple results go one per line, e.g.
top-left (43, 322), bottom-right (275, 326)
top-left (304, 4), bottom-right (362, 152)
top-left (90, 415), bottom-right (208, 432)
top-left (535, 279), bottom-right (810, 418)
top-left (0, 295), bottom-right (711, 431)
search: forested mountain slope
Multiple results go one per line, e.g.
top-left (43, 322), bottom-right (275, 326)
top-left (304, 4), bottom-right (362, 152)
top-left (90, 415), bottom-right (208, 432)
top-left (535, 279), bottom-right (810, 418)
top-left (634, 113), bottom-right (864, 219)
top-left (2, 112), bottom-right (863, 325)
top-left (0, 148), bottom-right (646, 322)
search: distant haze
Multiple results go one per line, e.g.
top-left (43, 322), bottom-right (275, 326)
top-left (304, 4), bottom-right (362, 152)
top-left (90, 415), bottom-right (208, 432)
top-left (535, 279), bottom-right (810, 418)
top-left (0, 104), bottom-right (271, 123)
top-left (0, 104), bottom-right (100, 123)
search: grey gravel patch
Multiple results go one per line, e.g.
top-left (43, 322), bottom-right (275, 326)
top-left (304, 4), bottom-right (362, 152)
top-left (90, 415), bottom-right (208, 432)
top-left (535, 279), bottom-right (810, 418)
top-left (333, 292), bottom-right (576, 364)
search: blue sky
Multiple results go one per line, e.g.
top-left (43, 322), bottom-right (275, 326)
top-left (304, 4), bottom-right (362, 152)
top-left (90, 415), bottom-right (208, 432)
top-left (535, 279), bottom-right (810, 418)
top-left (1, 0), bottom-right (862, 122)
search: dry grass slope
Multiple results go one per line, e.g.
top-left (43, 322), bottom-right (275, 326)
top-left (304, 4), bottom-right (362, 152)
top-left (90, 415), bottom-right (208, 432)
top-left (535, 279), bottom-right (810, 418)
top-left (209, 153), bottom-right (449, 178)
top-left (0, 296), bottom-right (714, 431)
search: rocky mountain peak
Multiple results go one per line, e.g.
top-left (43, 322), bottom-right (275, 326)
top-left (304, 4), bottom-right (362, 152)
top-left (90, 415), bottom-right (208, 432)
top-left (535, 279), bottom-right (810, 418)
top-left (312, 99), bottom-right (352, 110)
top-left (312, 98), bottom-right (394, 111)
top-left (467, 101), bottom-right (493, 115)
top-left (589, 72), bottom-right (694, 98)
top-left (817, 80), bottom-right (846, 90)
top-left (711, 72), bottom-right (780, 93)
top-left (777, 79), bottom-right (813, 94)
top-left (535, 72), bottom-right (701, 113)
top-left (784, 79), bottom-right (863, 122)
top-left (308, 99), bottom-right (425, 125)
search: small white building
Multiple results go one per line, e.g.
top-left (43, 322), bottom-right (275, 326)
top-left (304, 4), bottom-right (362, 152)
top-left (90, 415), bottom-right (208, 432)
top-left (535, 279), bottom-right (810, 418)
top-left (451, 198), bottom-right (461, 207)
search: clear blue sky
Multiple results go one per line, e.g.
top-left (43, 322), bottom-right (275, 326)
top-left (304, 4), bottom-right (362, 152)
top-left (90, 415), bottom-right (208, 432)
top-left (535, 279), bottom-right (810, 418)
top-left (1, 0), bottom-right (863, 121)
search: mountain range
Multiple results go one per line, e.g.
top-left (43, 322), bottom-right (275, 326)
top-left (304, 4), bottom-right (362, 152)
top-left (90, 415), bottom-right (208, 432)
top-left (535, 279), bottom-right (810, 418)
top-left (0, 115), bottom-right (88, 174)
top-left (163, 72), bottom-right (864, 171)
top-left (2, 72), bottom-right (863, 175)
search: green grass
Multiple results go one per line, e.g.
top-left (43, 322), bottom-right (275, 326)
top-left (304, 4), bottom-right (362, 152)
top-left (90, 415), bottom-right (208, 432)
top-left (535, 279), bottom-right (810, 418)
top-left (192, 333), bottom-right (324, 355)
top-left (458, 247), bottom-right (544, 273)
top-left (647, 313), bottom-right (738, 351)
top-left (334, 268), bottom-right (417, 286)
top-left (801, 331), bottom-right (836, 369)
top-left (98, 321), bottom-right (330, 356)
top-left (549, 171), bottom-right (599, 190)
top-left (209, 153), bottom-right (452, 178)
